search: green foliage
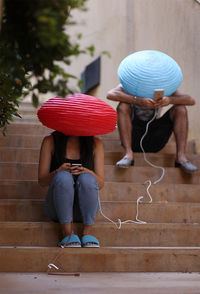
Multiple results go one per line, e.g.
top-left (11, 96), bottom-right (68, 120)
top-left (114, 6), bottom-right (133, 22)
top-left (0, 0), bottom-right (92, 134)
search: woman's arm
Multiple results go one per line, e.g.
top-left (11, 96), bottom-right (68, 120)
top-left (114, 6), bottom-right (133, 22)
top-left (38, 135), bottom-right (56, 187)
top-left (92, 137), bottom-right (104, 189)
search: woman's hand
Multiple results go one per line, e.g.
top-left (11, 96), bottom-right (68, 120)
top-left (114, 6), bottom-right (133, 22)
top-left (57, 163), bottom-right (72, 173)
top-left (70, 164), bottom-right (86, 175)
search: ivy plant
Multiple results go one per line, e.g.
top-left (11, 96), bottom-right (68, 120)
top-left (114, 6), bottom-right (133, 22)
top-left (0, 0), bottom-right (94, 134)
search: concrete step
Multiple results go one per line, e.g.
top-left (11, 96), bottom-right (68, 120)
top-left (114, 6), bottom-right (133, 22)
top-left (1, 147), bottom-right (200, 167)
top-left (103, 139), bottom-right (196, 154)
top-left (0, 199), bottom-right (200, 223)
top-left (5, 123), bottom-right (50, 135)
top-left (0, 163), bottom-right (199, 184)
top-left (104, 166), bottom-right (200, 185)
top-left (14, 115), bottom-right (39, 123)
top-left (1, 222), bottom-right (200, 247)
top-left (0, 180), bottom-right (199, 203)
top-left (0, 135), bottom-right (122, 150)
top-left (0, 135), bottom-right (44, 148)
top-left (105, 152), bottom-right (200, 167)
top-left (1, 128), bottom-right (196, 154)
top-left (18, 105), bottom-right (39, 116)
top-left (4, 123), bottom-right (120, 139)
top-left (0, 246), bottom-right (199, 272)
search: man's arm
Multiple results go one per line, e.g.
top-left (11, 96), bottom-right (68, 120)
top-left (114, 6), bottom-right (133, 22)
top-left (107, 85), bottom-right (196, 108)
top-left (107, 84), bottom-right (155, 108)
top-left (163, 90), bottom-right (195, 106)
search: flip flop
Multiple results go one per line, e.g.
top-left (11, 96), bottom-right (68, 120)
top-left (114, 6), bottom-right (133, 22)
top-left (58, 234), bottom-right (81, 248)
top-left (81, 235), bottom-right (100, 248)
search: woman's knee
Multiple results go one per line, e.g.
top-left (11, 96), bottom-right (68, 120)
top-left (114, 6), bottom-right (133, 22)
top-left (52, 170), bottom-right (74, 188)
top-left (77, 173), bottom-right (98, 190)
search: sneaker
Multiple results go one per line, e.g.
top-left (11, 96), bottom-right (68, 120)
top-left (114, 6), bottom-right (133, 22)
top-left (174, 160), bottom-right (198, 173)
top-left (116, 157), bottom-right (134, 168)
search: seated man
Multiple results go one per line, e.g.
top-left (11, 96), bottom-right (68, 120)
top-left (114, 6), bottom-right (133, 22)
top-left (107, 84), bottom-right (198, 173)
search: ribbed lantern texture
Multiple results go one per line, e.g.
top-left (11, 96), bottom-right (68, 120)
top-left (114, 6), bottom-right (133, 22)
top-left (37, 94), bottom-right (117, 136)
top-left (118, 50), bottom-right (183, 99)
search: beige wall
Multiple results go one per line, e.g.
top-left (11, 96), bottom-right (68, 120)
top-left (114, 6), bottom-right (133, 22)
top-left (68, 0), bottom-right (128, 109)
top-left (69, 0), bottom-right (200, 150)
top-left (130, 0), bottom-right (200, 149)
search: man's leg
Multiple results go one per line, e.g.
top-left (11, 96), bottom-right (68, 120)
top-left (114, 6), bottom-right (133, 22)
top-left (171, 105), bottom-right (188, 163)
top-left (116, 102), bottom-right (134, 166)
top-left (171, 105), bottom-right (198, 172)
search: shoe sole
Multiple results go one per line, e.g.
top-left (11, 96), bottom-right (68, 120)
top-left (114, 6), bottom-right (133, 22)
top-left (116, 164), bottom-right (132, 168)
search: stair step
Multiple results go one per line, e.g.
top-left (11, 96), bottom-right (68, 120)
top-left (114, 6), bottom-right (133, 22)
top-left (0, 135), bottom-right (44, 148)
top-left (1, 163), bottom-right (199, 184)
top-left (0, 246), bottom-right (199, 272)
top-left (0, 136), bottom-right (122, 150)
top-left (104, 166), bottom-right (200, 184)
top-left (0, 180), bottom-right (200, 203)
top-left (1, 147), bottom-right (200, 167)
top-left (102, 139), bottom-right (196, 153)
top-left (1, 118), bottom-right (200, 274)
top-left (1, 222), bottom-right (200, 247)
top-left (105, 152), bottom-right (200, 167)
top-left (14, 115), bottom-right (39, 123)
top-left (1, 132), bottom-right (196, 154)
top-left (4, 123), bottom-right (120, 139)
top-left (0, 199), bottom-right (200, 223)
top-left (5, 123), bottom-right (50, 135)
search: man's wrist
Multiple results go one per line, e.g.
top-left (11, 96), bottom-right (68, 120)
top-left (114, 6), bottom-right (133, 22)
top-left (133, 95), bottom-right (137, 103)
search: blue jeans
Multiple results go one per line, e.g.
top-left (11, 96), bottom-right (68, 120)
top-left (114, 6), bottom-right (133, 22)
top-left (43, 171), bottom-right (99, 225)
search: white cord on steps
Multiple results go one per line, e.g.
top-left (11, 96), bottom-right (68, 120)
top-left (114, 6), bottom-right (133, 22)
top-left (99, 109), bottom-right (165, 229)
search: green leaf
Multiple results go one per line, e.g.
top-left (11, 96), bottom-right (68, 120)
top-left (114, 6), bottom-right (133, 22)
top-left (32, 94), bottom-right (39, 108)
top-left (101, 50), bottom-right (111, 58)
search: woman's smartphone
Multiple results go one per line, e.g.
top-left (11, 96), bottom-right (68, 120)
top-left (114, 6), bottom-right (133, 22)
top-left (71, 163), bottom-right (82, 166)
top-left (154, 89), bottom-right (164, 101)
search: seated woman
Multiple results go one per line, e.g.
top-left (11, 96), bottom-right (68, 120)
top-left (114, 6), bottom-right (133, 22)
top-left (38, 131), bottom-right (104, 248)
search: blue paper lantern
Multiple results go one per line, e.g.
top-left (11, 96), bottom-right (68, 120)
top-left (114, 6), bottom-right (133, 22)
top-left (118, 50), bottom-right (183, 99)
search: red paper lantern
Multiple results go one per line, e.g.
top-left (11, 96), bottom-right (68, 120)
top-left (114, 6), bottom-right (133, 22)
top-left (37, 94), bottom-right (117, 136)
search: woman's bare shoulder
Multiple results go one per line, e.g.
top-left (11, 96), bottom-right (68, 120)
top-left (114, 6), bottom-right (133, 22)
top-left (94, 137), bottom-right (103, 151)
top-left (41, 134), bottom-right (54, 152)
top-left (94, 136), bottom-right (103, 145)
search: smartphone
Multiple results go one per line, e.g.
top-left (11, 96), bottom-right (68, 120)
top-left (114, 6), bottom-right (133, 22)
top-left (71, 163), bottom-right (82, 166)
top-left (153, 89), bottom-right (164, 101)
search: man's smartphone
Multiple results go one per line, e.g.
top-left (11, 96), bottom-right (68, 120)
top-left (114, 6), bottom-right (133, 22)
top-left (153, 89), bottom-right (164, 101)
top-left (71, 163), bottom-right (82, 166)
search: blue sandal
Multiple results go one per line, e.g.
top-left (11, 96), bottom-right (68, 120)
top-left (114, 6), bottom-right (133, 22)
top-left (81, 235), bottom-right (100, 248)
top-left (58, 234), bottom-right (81, 248)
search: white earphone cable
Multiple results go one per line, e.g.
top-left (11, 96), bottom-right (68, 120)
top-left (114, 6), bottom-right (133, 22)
top-left (99, 109), bottom-right (165, 228)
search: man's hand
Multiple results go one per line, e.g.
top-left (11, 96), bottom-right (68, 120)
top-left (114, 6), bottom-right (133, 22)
top-left (137, 97), bottom-right (156, 108)
top-left (153, 96), bottom-right (171, 108)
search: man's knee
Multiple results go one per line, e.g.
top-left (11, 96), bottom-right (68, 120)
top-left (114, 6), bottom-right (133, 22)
top-left (172, 105), bottom-right (188, 118)
top-left (117, 102), bottom-right (132, 115)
